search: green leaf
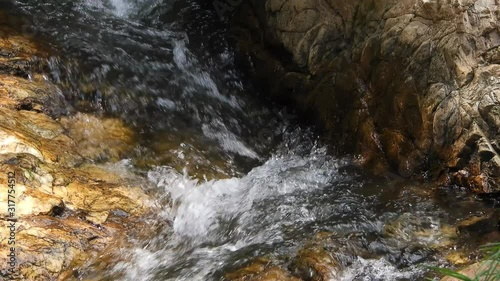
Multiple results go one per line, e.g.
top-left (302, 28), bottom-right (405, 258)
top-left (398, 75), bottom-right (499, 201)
top-left (425, 266), bottom-right (474, 281)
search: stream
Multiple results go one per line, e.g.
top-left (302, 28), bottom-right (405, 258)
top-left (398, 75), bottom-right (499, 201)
top-left (3, 0), bottom-right (497, 280)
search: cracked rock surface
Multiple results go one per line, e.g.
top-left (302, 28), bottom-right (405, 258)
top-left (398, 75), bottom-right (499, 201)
top-left (0, 16), bottom-right (155, 280)
top-left (234, 0), bottom-right (500, 192)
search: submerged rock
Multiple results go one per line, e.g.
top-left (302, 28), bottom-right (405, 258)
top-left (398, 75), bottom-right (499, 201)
top-left (289, 245), bottom-right (340, 281)
top-left (224, 232), bottom-right (351, 281)
top-left (288, 232), bottom-right (351, 281)
top-left (60, 113), bottom-right (134, 162)
top-left (383, 213), bottom-right (458, 249)
top-left (250, 267), bottom-right (302, 281)
top-left (233, 0), bottom-right (500, 192)
top-left (224, 258), bottom-right (273, 280)
top-left (225, 260), bottom-right (301, 281)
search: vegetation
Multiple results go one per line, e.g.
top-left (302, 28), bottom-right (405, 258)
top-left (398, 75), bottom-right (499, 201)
top-left (429, 243), bottom-right (500, 281)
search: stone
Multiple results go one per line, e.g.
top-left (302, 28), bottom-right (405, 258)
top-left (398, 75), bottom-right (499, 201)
top-left (225, 232), bottom-right (346, 281)
top-left (289, 246), bottom-right (340, 281)
top-left (383, 213), bottom-right (458, 249)
top-left (441, 261), bottom-right (499, 281)
top-left (225, 258), bottom-right (272, 280)
top-left (0, 23), bottom-right (155, 280)
top-left (60, 113), bottom-right (134, 162)
top-left (233, 0), bottom-right (500, 192)
top-left (227, 265), bottom-right (301, 281)
top-left (445, 252), bottom-right (470, 266)
top-left (250, 267), bottom-right (302, 281)
top-left (287, 232), bottom-right (347, 281)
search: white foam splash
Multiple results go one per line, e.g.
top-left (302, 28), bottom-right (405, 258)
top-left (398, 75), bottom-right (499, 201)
top-left (173, 41), bottom-right (242, 109)
top-left (109, 0), bottom-right (135, 17)
top-left (109, 146), bottom-right (347, 280)
top-left (148, 146), bottom-right (342, 242)
top-left (201, 122), bottom-right (260, 159)
top-left (340, 257), bottom-right (422, 281)
top-left (83, 0), bottom-right (150, 18)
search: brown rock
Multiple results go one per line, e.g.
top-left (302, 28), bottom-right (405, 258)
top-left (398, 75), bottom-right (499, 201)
top-left (0, 23), bottom-right (154, 280)
top-left (227, 265), bottom-right (301, 281)
top-left (287, 232), bottom-right (346, 281)
top-left (441, 261), bottom-right (499, 281)
top-left (289, 246), bottom-right (340, 281)
top-left (383, 213), bottom-right (458, 249)
top-left (60, 113), bottom-right (134, 162)
top-left (251, 267), bottom-right (302, 281)
top-left (225, 258), bottom-right (272, 280)
top-left (234, 0), bottom-right (500, 192)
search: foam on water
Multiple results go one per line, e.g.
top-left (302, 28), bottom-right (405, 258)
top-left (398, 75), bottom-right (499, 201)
top-left (148, 145), bottom-right (345, 244)
top-left (83, 0), bottom-right (150, 18)
top-left (108, 145), bottom-right (350, 280)
top-left (340, 257), bottom-right (422, 281)
top-left (109, 0), bottom-right (134, 17)
top-left (103, 135), bottom-right (459, 281)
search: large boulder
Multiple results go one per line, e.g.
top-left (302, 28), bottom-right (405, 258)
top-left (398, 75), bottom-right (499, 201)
top-left (233, 0), bottom-right (500, 192)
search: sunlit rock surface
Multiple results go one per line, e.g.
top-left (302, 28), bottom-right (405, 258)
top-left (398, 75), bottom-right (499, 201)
top-left (0, 21), bottom-right (154, 280)
top-left (441, 261), bottom-right (499, 281)
top-left (225, 259), bottom-right (301, 281)
top-left (234, 0), bottom-right (500, 192)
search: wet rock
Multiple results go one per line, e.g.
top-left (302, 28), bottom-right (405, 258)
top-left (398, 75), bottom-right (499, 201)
top-left (225, 257), bottom-right (302, 281)
top-left (0, 108), bottom-right (81, 166)
top-left (383, 213), bottom-right (458, 249)
top-left (0, 153), bottom-right (154, 280)
top-left (0, 73), bottom-right (70, 117)
top-left (233, 0), bottom-right (500, 192)
top-left (288, 232), bottom-right (347, 281)
top-left (60, 113), bottom-right (134, 162)
top-left (225, 258), bottom-right (272, 280)
top-left (134, 131), bottom-right (235, 180)
top-left (224, 232), bottom-right (347, 281)
top-left (289, 246), bottom-right (340, 281)
top-left (250, 267), bottom-right (302, 281)
top-left (445, 252), bottom-right (470, 266)
top-left (456, 212), bottom-right (500, 245)
top-left (0, 24), bottom-right (154, 280)
top-left (227, 265), bottom-right (301, 281)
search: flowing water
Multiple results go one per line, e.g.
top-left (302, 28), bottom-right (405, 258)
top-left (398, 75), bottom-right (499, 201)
top-left (2, 0), bottom-right (497, 280)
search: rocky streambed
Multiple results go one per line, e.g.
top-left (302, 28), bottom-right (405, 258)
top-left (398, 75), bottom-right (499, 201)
top-left (0, 1), bottom-right (498, 280)
top-left (0, 14), bottom-right (159, 280)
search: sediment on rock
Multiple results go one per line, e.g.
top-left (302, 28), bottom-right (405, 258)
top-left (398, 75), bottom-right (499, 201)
top-left (232, 0), bottom-right (500, 192)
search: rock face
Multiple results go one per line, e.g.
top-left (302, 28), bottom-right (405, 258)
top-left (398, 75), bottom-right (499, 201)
top-left (0, 18), bottom-right (154, 280)
top-left (233, 0), bottom-right (500, 192)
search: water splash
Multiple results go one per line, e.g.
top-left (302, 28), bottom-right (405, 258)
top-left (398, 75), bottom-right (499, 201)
top-left (107, 145), bottom-right (350, 280)
top-left (149, 145), bottom-right (346, 243)
top-left (83, 0), bottom-right (151, 17)
top-left (340, 257), bottom-right (422, 281)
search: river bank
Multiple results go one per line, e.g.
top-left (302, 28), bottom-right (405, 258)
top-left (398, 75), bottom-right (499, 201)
top-left (0, 14), bottom-right (159, 280)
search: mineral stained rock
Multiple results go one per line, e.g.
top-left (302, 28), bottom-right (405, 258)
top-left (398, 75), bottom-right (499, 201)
top-left (0, 17), bottom-right (154, 280)
top-left (234, 0), bottom-right (500, 192)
